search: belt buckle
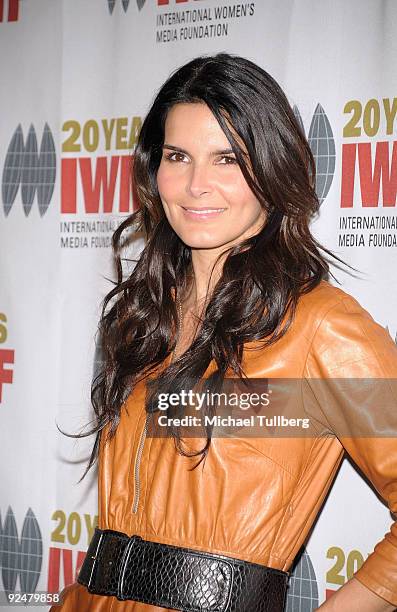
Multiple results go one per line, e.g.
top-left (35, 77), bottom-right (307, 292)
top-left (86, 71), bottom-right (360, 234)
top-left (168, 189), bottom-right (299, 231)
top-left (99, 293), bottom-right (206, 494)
top-left (117, 534), bottom-right (142, 601)
top-left (202, 556), bottom-right (234, 612)
top-left (85, 529), bottom-right (104, 591)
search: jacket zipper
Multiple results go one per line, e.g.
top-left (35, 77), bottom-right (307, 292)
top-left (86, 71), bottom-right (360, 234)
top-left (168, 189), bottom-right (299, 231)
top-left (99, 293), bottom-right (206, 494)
top-left (132, 412), bottom-right (150, 514)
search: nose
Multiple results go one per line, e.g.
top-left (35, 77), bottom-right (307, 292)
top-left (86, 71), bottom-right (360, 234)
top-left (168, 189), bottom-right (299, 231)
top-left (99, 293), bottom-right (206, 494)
top-left (187, 162), bottom-right (213, 198)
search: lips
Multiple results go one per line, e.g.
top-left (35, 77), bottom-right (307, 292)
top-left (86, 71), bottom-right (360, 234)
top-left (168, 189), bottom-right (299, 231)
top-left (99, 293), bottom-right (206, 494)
top-left (181, 207), bottom-right (226, 220)
top-left (184, 208), bottom-right (225, 213)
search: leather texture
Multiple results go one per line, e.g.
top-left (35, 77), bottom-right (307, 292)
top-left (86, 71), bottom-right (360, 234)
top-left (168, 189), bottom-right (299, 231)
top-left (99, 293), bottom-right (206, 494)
top-left (51, 280), bottom-right (397, 611)
top-left (77, 527), bottom-right (289, 611)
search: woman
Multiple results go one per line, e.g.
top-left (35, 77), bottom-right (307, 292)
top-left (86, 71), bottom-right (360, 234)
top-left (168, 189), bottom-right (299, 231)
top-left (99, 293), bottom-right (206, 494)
top-left (52, 53), bottom-right (397, 611)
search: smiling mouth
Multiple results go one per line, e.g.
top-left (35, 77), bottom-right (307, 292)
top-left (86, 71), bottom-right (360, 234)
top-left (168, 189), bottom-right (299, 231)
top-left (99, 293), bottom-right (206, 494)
top-left (182, 207), bottom-right (226, 215)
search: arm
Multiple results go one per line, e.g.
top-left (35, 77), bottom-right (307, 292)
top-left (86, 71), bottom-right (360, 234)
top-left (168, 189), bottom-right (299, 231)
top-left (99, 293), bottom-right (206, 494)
top-left (304, 294), bottom-right (397, 610)
top-left (316, 576), bottom-right (396, 611)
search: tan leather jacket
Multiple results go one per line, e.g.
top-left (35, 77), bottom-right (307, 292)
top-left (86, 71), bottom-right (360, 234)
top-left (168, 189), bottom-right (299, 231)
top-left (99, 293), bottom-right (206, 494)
top-left (52, 280), bottom-right (397, 610)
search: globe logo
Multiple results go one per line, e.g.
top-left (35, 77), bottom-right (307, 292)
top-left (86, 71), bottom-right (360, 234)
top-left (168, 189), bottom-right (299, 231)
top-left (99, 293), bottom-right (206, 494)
top-left (285, 547), bottom-right (319, 611)
top-left (2, 123), bottom-right (56, 217)
top-left (0, 507), bottom-right (43, 595)
top-left (293, 103), bottom-right (335, 206)
top-left (107, 0), bottom-right (146, 13)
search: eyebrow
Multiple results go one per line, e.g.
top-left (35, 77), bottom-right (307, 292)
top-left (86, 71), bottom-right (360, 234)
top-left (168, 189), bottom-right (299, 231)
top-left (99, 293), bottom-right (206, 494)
top-left (162, 144), bottom-right (235, 156)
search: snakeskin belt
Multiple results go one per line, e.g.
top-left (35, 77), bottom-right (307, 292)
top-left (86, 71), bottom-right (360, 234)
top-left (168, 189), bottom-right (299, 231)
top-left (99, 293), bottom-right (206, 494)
top-left (77, 527), bottom-right (290, 611)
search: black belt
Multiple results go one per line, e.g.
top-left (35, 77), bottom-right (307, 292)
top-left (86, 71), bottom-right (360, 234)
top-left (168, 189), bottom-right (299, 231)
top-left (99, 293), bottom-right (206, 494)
top-left (77, 527), bottom-right (289, 611)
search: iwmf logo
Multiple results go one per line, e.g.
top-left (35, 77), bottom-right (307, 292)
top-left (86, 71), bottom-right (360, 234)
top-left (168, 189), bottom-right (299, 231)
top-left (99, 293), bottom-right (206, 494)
top-left (2, 123), bottom-right (56, 217)
top-left (0, 0), bottom-right (20, 22)
top-left (0, 313), bottom-right (14, 403)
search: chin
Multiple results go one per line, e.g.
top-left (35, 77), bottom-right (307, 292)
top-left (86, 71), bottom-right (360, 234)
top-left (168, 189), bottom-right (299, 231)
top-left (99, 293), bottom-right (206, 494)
top-left (180, 235), bottom-right (235, 250)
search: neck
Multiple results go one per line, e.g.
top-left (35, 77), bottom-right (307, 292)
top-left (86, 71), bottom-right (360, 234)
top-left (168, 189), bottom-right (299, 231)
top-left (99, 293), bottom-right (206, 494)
top-left (182, 247), bottom-right (229, 312)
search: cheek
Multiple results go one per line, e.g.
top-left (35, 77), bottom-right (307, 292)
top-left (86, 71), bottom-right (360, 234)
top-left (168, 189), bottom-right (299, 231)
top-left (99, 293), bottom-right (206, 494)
top-left (220, 174), bottom-right (258, 209)
top-left (156, 164), bottom-right (175, 199)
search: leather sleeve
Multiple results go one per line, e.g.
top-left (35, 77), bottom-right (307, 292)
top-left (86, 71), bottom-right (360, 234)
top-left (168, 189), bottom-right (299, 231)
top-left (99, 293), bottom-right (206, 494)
top-left (303, 294), bottom-right (397, 606)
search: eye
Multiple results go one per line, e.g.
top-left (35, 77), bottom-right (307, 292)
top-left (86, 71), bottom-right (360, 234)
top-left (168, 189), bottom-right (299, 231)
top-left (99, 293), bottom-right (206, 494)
top-left (164, 152), bottom-right (187, 163)
top-left (218, 155), bottom-right (237, 165)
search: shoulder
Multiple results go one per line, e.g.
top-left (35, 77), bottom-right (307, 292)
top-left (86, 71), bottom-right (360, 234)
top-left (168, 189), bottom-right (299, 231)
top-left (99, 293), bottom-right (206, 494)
top-left (287, 279), bottom-right (369, 350)
top-left (301, 280), bottom-right (397, 377)
top-left (295, 279), bottom-right (366, 322)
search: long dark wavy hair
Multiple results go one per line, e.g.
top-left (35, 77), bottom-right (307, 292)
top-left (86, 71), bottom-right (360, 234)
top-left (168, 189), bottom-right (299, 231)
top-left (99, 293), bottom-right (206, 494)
top-left (68, 52), bottom-right (356, 481)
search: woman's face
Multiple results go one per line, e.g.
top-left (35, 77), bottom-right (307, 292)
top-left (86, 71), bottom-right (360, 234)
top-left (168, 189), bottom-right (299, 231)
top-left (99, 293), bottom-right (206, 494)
top-left (156, 102), bottom-right (266, 250)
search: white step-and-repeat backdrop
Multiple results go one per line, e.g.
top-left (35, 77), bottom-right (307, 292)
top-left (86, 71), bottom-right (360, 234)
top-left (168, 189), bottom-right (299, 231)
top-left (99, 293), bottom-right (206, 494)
top-left (1, 0), bottom-right (396, 609)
